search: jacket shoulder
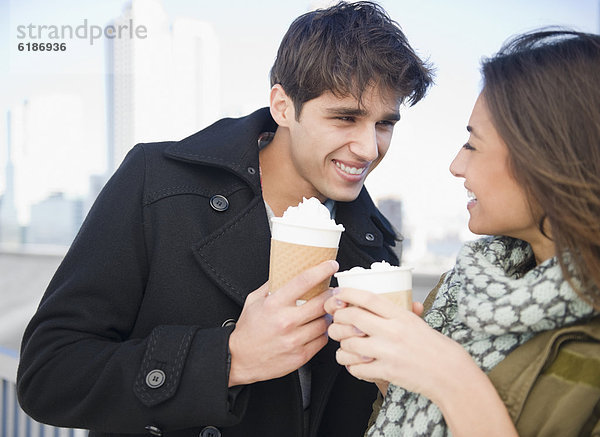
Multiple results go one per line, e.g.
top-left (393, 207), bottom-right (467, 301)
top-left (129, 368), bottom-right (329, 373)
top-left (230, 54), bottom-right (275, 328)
top-left (488, 316), bottom-right (600, 436)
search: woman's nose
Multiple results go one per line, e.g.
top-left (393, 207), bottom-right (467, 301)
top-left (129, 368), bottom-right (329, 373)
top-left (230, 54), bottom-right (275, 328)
top-left (449, 149), bottom-right (465, 178)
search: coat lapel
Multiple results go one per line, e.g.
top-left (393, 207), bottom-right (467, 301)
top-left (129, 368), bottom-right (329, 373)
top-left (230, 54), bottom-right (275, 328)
top-left (165, 108), bottom-right (277, 307)
top-left (192, 196), bottom-right (271, 307)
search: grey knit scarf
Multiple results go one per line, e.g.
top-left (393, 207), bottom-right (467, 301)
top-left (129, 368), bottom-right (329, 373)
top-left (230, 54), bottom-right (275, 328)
top-left (367, 236), bottom-right (595, 436)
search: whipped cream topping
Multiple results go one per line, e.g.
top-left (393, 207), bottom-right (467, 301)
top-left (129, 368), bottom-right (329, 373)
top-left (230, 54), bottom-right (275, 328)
top-left (279, 197), bottom-right (344, 230)
top-left (347, 260), bottom-right (400, 273)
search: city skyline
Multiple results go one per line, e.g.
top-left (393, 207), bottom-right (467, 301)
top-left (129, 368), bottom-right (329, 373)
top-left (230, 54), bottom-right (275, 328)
top-left (0, 0), bottom-right (598, 268)
top-left (106, 0), bottom-right (221, 172)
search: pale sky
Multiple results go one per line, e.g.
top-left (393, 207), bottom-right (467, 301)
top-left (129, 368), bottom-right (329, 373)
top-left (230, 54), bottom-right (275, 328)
top-left (0, 0), bottom-right (598, 267)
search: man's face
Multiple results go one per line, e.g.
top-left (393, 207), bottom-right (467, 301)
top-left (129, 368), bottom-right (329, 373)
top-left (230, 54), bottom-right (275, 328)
top-left (284, 86), bottom-right (401, 202)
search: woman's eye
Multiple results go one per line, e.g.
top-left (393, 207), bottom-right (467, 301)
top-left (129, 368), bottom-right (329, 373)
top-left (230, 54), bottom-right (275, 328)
top-left (463, 142), bottom-right (475, 151)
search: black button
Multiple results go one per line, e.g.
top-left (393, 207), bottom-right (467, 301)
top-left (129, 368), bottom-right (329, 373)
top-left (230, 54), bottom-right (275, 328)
top-left (210, 195), bottom-right (229, 212)
top-left (221, 319), bottom-right (236, 328)
top-left (365, 233), bottom-right (375, 241)
top-left (145, 369), bottom-right (166, 389)
top-left (145, 425), bottom-right (162, 436)
top-left (247, 166), bottom-right (256, 175)
top-left (199, 426), bottom-right (221, 437)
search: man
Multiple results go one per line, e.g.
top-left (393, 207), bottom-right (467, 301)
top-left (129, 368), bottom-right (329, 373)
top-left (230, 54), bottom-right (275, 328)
top-left (17, 2), bottom-right (432, 436)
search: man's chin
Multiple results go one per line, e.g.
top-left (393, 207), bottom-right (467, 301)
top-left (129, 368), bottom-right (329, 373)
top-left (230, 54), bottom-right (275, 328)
top-left (325, 187), bottom-right (363, 203)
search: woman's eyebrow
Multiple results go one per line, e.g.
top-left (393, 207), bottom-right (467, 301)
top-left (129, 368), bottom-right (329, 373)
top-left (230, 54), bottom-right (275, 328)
top-left (466, 125), bottom-right (480, 139)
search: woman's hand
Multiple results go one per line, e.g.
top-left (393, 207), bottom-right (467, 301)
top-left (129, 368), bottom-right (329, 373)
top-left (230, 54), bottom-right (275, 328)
top-left (325, 290), bottom-right (423, 392)
top-left (325, 287), bottom-right (518, 437)
top-left (325, 287), bottom-right (460, 397)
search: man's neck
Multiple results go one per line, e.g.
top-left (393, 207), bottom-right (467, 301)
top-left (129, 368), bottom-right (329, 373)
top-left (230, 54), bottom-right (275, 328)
top-left (259, 128), bottom-right (324, 217)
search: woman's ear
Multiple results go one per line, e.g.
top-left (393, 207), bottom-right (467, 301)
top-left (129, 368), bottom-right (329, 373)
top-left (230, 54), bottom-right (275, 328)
top-left (270, 84), bottom-right (295, 127)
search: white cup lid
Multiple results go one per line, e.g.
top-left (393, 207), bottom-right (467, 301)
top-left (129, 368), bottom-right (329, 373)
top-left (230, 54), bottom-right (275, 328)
top-left (271, 217), bottom-right (344, 248)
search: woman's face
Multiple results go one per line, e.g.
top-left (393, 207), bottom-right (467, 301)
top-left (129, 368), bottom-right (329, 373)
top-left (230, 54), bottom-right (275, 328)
top-left (449, 93), bottom-right (539, 241)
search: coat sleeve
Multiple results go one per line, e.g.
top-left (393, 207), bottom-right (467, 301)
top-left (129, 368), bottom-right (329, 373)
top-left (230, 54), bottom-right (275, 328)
top-left (16, 145), bottom-right (247, 434)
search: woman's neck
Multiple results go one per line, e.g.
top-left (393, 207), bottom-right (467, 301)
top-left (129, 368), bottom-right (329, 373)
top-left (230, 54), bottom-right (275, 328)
top-left (529, 238), bottom-right (556, 265)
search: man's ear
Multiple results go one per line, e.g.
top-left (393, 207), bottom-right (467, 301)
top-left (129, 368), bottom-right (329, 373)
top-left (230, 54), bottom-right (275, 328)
top-left (270, 84), bottom-right (295, 127)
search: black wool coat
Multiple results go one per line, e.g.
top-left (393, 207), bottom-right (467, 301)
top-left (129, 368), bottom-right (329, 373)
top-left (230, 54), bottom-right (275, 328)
top-left (17, 108), bottom-right (401, 437)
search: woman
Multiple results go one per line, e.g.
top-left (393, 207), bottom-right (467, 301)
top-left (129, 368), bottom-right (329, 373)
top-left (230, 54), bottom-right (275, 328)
top-left (326, 30), bottom-right (600, 436)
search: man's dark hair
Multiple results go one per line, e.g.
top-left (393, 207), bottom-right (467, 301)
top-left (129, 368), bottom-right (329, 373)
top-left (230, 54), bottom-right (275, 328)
top-left (270, 1), bottom-right (433, 118)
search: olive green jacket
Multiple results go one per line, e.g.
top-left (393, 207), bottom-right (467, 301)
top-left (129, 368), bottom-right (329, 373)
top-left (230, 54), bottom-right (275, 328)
top-left (487, 315), bottom-right (600, 436)
top-left (369, 276), bottom-right (600, 436)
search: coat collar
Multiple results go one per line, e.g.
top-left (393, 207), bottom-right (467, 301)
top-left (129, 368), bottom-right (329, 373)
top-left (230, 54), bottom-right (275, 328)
top-left (164, 107), bottom-right (278, 195)
top-left (164, 107), bottom-right (398, 252)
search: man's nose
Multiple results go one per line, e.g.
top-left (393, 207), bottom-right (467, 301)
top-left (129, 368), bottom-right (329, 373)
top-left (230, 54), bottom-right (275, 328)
top-left (349, 125), bottom-right (378, 162)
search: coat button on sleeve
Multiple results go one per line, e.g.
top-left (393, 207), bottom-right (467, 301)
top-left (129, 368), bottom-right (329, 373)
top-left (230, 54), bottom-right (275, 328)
top-left (144, 425), bottom-right (163, 436)
top-left (145, 369), bottom-right (166, 389)
top-left (199, 425), bottom-right (221, 437)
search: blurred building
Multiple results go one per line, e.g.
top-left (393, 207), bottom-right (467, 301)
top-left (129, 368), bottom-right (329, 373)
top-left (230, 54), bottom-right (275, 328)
top-left (6, 95), bottom-right (91, 227)
top-left (376, 196), bottom-right (404, 260)
top-left (0, 112), bottom-right (20, 246)
top-left (26, 193), bottom-right (84, 246)
top-left (106, 0), bottom-right (221, 172)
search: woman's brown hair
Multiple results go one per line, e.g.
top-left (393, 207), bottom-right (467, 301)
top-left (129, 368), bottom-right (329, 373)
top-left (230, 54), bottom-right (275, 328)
top-left (482, 29), bottom-right (600, 309)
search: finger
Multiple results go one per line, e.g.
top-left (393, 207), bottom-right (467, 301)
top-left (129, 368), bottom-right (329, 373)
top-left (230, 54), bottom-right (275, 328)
top-left (340, 335), bottom-right (386, 364)
top-left (327, 321), bottom-right (365, 342)
top-left (296, 287), bottom-right (332, 323)
top-left (335, 348), bottom-right (373, 366)
top-left (412, 301), bottom-right (424, 317)
top-left (295, 315), bottom-right (330, 344)
top-left (298, 333), bottom-right (329, 366)
top-left (345, 361), bottom-right (387, 384)
top-left (271, 260), bottom-right (339, 305)
top-left (324, 291), bottom-right (347, 315)
top-left (332, 305), bottom-right (390, 337)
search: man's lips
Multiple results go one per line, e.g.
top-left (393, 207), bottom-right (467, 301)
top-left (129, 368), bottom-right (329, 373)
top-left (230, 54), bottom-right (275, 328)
top-left (333, 159), bottom-right (368, 176)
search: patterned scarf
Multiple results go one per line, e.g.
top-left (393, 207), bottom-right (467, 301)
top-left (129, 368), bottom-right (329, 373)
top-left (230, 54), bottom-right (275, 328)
top-left (368, 236), bottom-right (595, 436)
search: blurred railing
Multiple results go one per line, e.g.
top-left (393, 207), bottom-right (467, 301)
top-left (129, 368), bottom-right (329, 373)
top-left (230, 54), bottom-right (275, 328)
top-left (0, 346), bottom-right (86, 437)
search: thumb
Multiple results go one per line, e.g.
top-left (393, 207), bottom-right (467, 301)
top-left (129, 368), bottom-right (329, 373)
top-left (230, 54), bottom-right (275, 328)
top-left (412, 301), bottom-right (424, 317)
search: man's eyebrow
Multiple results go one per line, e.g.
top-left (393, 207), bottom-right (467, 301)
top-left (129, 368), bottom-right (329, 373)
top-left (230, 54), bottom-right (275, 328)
top-left (325, 107), bottom-right (401, 121)
top-left (326, 107), bottom-right (368, 117)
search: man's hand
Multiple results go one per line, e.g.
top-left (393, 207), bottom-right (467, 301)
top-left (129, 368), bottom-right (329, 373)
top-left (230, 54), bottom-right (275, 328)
top-left (227, 260), bottom-right (338, 387)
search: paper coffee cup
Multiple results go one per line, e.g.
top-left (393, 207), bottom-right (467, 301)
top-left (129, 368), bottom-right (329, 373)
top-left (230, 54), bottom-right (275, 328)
top-left (268, 218), bottom-right (344, 303)
top-left (334, 265), bottom-right (413, 310)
